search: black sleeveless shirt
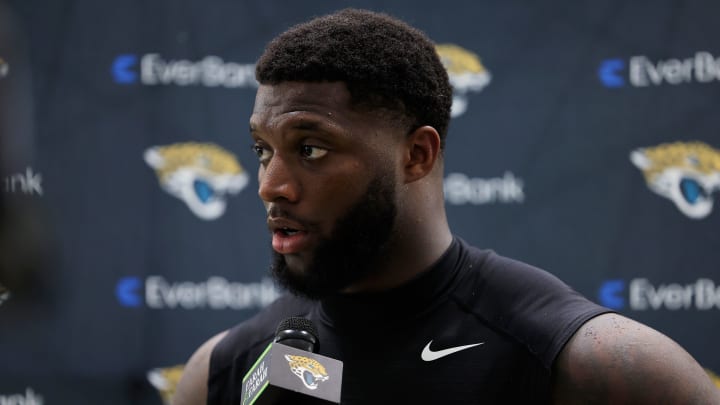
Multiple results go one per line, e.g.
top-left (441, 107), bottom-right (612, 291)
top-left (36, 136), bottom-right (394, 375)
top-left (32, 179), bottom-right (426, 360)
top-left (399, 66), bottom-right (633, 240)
top-left (207, 237), bottom-right (611, 404)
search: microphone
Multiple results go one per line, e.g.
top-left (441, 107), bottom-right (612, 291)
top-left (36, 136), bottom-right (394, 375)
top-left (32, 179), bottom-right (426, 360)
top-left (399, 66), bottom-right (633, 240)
top-left (240, 317), bottom-right (343, 404)
top-left (274, 316), bottom-right (319, 352)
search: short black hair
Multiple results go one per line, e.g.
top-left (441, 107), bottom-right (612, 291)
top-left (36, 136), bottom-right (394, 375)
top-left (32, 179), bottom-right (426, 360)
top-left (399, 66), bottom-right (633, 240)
top-left (256, 8), bottom-right (452, 147)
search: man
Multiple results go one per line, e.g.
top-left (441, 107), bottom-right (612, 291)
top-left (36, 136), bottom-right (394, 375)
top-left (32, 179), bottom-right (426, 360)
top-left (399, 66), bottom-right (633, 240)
top-left (173, 8), bottom-right (720, 404)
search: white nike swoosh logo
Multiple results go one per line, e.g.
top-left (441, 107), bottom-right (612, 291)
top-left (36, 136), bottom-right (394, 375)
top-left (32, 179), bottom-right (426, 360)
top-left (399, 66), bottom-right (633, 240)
top-left (421, 340), bottom-right (484, 361)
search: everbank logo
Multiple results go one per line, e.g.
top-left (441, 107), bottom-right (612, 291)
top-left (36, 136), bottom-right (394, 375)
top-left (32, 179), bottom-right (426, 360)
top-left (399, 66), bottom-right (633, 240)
top-left (599, 278), bottom-right (720, 311)
top-left (444, 172), bottom-right (525, 205)
top-left (599, 51), bottom-right (720, 88)
top-left (112, 53), bottom-right (258, 88)
top-left (0, 388), bottom-right (43, 405)
top-left (2, 167), bottom-right (43, 196)
top-left (116, 276), bottom-right (280, 310)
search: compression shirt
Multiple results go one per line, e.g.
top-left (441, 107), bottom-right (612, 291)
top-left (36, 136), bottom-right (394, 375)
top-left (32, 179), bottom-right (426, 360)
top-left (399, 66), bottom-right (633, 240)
top-left (207, 237), bottom-right (611, 404)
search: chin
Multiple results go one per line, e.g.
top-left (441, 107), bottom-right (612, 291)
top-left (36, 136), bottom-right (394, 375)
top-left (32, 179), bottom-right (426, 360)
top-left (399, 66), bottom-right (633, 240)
top-left (282, 254), bottom-right (312, 275)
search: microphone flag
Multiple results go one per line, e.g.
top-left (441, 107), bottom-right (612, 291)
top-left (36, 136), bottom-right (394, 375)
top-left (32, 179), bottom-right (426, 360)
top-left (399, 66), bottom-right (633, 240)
top-left (241, 342), bottom-right (343, 404)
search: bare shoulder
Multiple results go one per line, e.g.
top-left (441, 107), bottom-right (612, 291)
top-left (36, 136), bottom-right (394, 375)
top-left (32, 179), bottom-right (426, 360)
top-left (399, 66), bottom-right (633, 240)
top-left (552, 312), bottom-right (720, 404)
top-left (171, 330), bottom-right (229, 405)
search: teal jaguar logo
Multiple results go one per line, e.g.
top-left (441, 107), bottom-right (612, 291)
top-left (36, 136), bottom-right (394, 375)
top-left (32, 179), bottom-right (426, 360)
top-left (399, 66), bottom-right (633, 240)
top-left (630, 141), bottom-right (720, 219)
top-left (436, 44), bottom-right (491, 118)
top-left (285, 354), bottom-right (329, 390)
top-left (144, 142), bottom-right (248, 220)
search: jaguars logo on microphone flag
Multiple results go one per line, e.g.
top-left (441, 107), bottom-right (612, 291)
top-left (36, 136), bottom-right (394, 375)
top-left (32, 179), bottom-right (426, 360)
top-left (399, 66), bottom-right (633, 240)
top-left (284, 354), bottom-right (330, 390)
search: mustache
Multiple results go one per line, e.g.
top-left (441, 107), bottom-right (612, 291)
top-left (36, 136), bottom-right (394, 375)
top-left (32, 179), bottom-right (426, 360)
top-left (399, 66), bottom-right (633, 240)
top-left (266, 206), bottom-right (313, 229)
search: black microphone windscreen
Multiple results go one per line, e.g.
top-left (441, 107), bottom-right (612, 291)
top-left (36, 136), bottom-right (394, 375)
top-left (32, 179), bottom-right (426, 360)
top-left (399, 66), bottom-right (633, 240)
top-left (276, 316), bottom-right (319, 340)
top-left (274, 317), bottom-right (319, 353)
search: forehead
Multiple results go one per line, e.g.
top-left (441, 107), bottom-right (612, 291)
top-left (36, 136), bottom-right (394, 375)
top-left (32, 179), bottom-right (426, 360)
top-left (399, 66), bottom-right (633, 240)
top-left (250, 81), bottom-right (356, 127)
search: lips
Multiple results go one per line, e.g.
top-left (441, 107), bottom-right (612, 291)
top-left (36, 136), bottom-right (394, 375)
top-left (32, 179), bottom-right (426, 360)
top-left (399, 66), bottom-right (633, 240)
top-left (268, 217), bottom-right (312, 254)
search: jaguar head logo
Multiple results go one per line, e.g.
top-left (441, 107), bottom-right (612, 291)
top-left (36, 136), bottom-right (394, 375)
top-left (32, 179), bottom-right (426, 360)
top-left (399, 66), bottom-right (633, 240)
top-left (630, 141), bottom-right (720, 219)
top-left (147, 364), bottom-right (185, 405)
top-left (436, 44), bottom-right (491, 117)
top-left (284, 354), bottom-right (329, 390)
top-left (706, 368), bottom-right (720, 389)
top-left (144, 142), bottom-right (248, 220)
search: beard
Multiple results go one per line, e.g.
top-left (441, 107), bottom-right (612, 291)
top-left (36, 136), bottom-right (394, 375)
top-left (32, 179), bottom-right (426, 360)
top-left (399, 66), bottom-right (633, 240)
top-left (270, 174), bottom-right (397, 300)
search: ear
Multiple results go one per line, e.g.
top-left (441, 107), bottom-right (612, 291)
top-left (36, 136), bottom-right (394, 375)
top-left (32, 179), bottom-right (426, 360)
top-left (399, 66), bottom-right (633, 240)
top-left (403, 125), bottom-right (442, 183)
top-left (630, 150), bottom-right (652, 170)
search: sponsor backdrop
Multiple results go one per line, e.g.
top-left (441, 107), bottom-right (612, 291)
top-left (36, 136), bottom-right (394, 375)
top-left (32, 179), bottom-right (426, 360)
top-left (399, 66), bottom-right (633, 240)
top-left (1, 0), bottom-right (719, 403)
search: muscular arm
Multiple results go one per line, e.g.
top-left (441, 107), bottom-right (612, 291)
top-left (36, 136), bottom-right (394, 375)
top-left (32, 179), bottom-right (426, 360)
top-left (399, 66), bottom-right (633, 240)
top-left (552, 313), bottom-right (720, 404)
top-left (171, 331), bottom-right (228, 405)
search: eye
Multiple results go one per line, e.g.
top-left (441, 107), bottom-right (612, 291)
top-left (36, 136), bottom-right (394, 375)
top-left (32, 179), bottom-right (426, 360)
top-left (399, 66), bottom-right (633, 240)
top-left (300, 144), bottom-right (328, 160)
top-left (680, 178), bottom-right (707, 204)
top-left (251, 143), bottom-right (272, 163)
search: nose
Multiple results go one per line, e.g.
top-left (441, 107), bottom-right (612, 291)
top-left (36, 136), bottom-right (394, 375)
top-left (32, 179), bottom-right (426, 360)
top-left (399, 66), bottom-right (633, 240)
top-left (258, 155), bottom-right (301, 203)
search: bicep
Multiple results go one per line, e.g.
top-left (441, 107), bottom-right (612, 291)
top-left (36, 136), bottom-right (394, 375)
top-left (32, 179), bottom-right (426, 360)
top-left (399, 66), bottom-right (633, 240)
top-left (551, 313), bottom-right (720, 404)
top-left (172, 331), bottom-right (228, 405)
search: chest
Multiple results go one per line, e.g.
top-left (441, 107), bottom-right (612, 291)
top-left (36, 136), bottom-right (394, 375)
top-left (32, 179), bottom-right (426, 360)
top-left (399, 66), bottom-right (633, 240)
top-left (314, 323), bottom-right (549, 404)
